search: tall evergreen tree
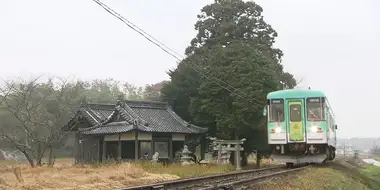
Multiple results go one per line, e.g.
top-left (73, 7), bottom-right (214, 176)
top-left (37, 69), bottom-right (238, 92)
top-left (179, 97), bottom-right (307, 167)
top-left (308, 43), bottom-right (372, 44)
top-left (162, 0), bottom-right (297, 164)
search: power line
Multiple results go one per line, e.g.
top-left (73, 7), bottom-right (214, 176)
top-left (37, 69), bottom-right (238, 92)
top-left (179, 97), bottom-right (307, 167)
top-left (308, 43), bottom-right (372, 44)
top-left (92, 0), bottom-right (184, 60)
top-left (92, 0), bottom-right (268, 107)
top-left (92, 0), bottom-right (181, 62)
top-left (92, 0), bottom-right (260, 103)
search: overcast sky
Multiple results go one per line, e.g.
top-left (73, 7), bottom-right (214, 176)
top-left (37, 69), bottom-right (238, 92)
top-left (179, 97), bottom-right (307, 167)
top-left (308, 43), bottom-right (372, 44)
top-left (0, 0), bottom-right (379, 138)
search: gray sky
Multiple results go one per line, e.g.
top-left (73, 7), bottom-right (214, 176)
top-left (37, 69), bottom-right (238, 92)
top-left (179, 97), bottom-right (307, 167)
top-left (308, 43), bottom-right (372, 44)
top-left (0, 0), bottom-right (379, 138)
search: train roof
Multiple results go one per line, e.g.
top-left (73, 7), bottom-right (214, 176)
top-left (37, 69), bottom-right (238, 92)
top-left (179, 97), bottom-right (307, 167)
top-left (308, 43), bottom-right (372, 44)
top-left (267, 89), bottom-right (326, 99)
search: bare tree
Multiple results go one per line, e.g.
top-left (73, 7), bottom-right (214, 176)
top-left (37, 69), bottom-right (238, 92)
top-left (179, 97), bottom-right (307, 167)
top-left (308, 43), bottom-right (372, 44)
top-left (0, 77), bottom-right (82, 167)
top-left (123, 82), bottom-right (144, 100)
top-left (143, 81), bottom-right (168, 101)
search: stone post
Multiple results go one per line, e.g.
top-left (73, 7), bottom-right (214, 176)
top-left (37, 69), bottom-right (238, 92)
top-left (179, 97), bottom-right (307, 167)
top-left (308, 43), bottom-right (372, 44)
top-left (236, 143), bottom-right (241, 170)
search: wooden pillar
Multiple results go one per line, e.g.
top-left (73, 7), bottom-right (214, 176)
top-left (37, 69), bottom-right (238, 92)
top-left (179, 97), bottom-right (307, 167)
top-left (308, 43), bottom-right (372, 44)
top-left (73, 132), bottom-right (78, 164)
top-left (118, 134), bottom-right (122, 160)
top-left (200, 134), bottom-right (206, 160)
top-left (80, 138), bottom-right (84, 164)
top-left (217, 143), bottom-right (222, 165)
top-left (150, 139), bottom-right (154, 157)
top-left (134, 131), bottom-right (139, 161)
top-left (169, 136), bottom-right (173, 161)
top-left (102, 139), bottom-right (107, 162)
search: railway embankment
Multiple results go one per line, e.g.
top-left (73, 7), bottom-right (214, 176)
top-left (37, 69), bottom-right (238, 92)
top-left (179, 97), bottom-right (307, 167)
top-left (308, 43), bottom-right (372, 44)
top-left (250, 167), bottom-right (371, 190)
top-left (338, 157), bottom-right (380, 189)
top-left (252, 158), bottom-right (380, 190)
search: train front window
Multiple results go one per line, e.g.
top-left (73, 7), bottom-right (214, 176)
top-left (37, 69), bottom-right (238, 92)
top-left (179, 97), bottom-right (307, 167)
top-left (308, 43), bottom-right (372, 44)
top-left (269, 99), bottom-right (284, 122)
top-left (307, 98), bottom-right (325, 121)
top-left (290, 104), bottom-right (302, 122)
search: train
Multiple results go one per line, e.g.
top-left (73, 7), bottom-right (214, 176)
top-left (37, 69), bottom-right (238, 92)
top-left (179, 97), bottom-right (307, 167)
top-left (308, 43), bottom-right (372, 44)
top-left (263, 89), bottom-right (337, 167)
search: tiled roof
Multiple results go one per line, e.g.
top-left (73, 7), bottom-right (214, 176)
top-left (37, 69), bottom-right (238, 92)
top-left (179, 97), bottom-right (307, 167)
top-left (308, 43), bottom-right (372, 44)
top-left (79, 121), bottom-right (155, 135)
top-left (86, 103), bottom-right (115, 122)
top-left (80, 122), bottom-right (134, 135)
top-left (63, 100), bottom-right (207, 134)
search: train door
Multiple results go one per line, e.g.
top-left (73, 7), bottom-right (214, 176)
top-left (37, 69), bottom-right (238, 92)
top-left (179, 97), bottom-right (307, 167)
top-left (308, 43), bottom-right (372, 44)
top-left (287, 100), bottom-right (306, 142)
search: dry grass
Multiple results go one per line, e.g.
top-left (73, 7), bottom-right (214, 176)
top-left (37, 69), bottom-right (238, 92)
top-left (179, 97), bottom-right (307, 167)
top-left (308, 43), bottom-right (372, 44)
top-left (252, 167), bottom-right (371, 190)
top-left (0, 158), bottom-right (235, 190)
top-left (137, 162), bottom-right (233, 178)
top-left (0, 157), bottom-right (279, 190)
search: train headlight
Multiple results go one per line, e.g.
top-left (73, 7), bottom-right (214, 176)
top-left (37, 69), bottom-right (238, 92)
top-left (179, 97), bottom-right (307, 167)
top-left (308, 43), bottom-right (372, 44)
top-left (275, 127), bottom-right (282, 133)
top-left (311, 126), bottom-right (323, 133)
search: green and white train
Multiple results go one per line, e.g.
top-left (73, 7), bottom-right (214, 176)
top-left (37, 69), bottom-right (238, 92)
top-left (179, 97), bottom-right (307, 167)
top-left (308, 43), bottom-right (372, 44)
top-left (263, 89), bottom-right (337, 166)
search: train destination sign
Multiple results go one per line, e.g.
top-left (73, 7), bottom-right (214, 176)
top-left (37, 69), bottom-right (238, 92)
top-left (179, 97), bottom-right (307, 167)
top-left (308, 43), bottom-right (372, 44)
top-left (271, 99), bottom-right (284, 104)
top-left (307, 97), bottom-right (325, 103)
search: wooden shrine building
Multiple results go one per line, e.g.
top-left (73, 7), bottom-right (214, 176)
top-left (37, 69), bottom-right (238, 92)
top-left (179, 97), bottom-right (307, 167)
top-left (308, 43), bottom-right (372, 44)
top-left (62, 100), bottom-right (207, 164)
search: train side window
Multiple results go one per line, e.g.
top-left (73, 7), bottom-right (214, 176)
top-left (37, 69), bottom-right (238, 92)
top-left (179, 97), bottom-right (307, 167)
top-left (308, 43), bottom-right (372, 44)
top-left (307, 97), bottom-right (326, 121)
top-left (269, 99), bottom-right (284, 122)
top-left (290, 104), bottom-right (302, 122)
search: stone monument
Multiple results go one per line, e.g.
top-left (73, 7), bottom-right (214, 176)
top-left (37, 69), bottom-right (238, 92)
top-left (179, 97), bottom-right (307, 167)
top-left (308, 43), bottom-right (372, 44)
top-left (180, 145), bottom-right (194, 165)
top-left (151, 152), bottom-right (159, 162)
top-left (220, 145), bottom-right (230, 164)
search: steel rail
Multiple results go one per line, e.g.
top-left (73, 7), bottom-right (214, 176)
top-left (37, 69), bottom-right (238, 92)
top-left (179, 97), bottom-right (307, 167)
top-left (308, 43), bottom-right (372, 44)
top-left (121, 165), bottom-right (294, 190)
top-left (204, 166), bottom-right (307, 190)
top-left (122, 157), bottom-right (343, 190)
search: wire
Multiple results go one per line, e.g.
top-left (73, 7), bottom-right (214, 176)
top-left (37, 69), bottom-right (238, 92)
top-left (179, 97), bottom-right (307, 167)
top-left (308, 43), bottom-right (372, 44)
top-left (92, 0), bottom-right (254, 98)
top-left (92, 0), bottom-right (181, 62)
top-left (93, 0), bottom-right (184, 60)
top-left (92, 0), bottom-right (268, 107)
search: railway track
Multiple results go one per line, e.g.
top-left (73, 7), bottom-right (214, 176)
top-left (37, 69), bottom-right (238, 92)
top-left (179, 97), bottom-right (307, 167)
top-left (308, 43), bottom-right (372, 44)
top-left (122, 165), bottom-right (309, 190)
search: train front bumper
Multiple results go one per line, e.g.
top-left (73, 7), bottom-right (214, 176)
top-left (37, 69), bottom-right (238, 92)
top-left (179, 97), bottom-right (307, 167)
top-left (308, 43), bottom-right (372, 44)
top-left (271, 154), bottom-right (327, 164)
top-left (306, 132), bottom-right (327, 143)
top-left (268, 133), bottom-right (287, 144)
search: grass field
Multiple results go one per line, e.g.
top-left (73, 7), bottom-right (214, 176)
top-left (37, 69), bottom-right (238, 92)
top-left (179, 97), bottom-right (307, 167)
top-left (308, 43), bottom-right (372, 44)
top-left (0, 158), bottom-right (246, 190)
top-left (361, 164), bottom-right (380, 183)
